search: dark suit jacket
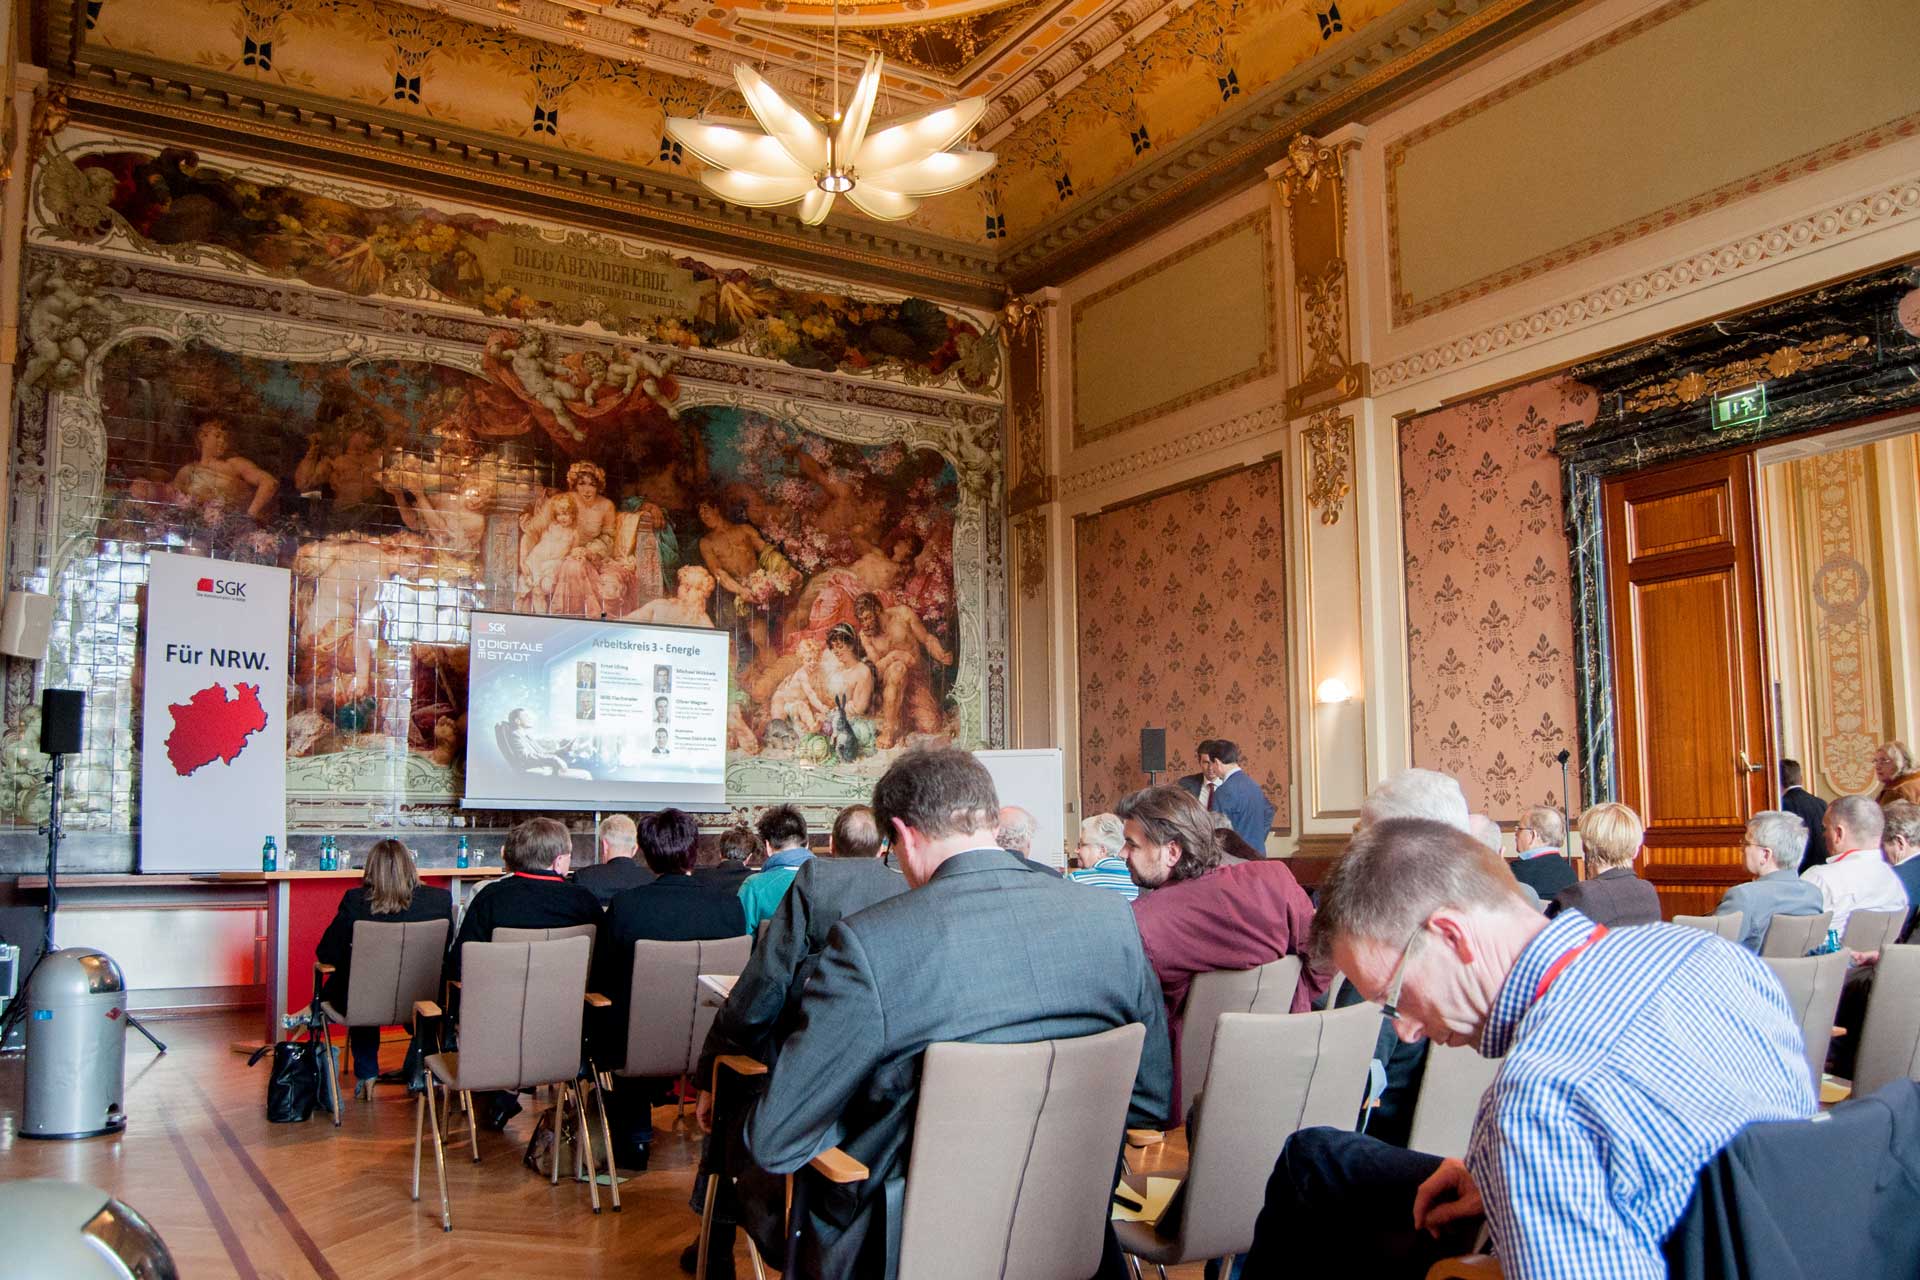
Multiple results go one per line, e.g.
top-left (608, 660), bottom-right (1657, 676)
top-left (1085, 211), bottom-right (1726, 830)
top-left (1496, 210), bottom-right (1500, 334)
top-left (1783, 786), bottom-right (1831, 869)
top-left (595, 874), bottom-right (747, 1054)
top-left (571, 855), bottom-right (656, 904)
top-left (448, 871), bottom-right (603, 979)
top-left (699, 857), bottom-right (908, 1083)
top-left (1550, 865), bottom-right (1662, 928)
top-left (1210, 768), bottom-right (1276, 850)
top-left (1177, 772), bottom-right (1204, 798)
top-left (746, 849), bottom-right (1173, 1278)
top-left (692, 861), bottom-right (756, 892)
top-left (315, 884), bottom-right (454, 1009)
top-left (1509, 850), bottom-right (1578, 900)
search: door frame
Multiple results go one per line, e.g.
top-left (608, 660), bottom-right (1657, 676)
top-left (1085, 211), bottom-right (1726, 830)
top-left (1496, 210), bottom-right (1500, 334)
top-left (1559, 260), bottom-right (1920, 808)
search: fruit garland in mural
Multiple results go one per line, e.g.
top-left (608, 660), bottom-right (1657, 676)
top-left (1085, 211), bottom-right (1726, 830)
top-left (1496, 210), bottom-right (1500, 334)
top-left (39, 144), bottom-right (1000, 393)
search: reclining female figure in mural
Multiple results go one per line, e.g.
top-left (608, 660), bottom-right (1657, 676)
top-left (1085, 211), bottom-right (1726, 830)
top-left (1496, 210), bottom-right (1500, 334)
top-left (515, 460), bottom-right (621, 616)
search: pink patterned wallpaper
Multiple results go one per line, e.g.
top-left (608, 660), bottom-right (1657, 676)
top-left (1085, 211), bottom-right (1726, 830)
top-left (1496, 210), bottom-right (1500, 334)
top-left (1400, 377), bottom-right (1595, 817)
top-left (1074, 460), bottom-right (1290, 830)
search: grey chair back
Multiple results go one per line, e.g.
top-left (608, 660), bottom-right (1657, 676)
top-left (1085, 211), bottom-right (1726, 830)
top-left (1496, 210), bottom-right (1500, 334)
top-left (493, 923), bottom-right (598, 948)
top-left (1407, 1044), bottom-right (1503, 1160)
top-left (1853, 944), bottom-right (1920, 1096)
top-left (453, 937), bottom-right (590, 1092)
top-left (1761, 949), bottom-right (1849, 1090)
top-left (1760, 911), bottom-right (1833, 957)
top-left (1139, 1004), bottom-right (1377, 1265)
top-left (1842, 910), bottom-right (1906, 954)
top-left (621, 935), bottom-right (751, 1077)
top-left (895, 1023), bottom-right (1145, 1280)
top-left (1673, 912), bottom-right (1743, 942)
top-left (1178, 955), bottom-right (1304, 1123)
top-left (341, 918), bottom-right (449, 1027)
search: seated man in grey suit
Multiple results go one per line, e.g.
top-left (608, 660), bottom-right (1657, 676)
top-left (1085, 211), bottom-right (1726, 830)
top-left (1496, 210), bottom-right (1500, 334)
top-left (745, 747), bottom-right (1173, 1280)
top-left (687, 803), bottom-right (906, 1276)
top-left (1715, 809), bottom-right (1822, 951)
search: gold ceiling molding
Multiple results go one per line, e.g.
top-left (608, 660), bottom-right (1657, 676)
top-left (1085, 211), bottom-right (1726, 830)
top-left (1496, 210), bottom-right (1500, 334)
top-left (1623, 334), bottom-right (1871, 417)
top-left (51, 74), bottom-right (1000, 303)
top-left (1301, 406), bottom-right (1352, 525)
top-left (999, 0), bottom-right (1552, 286)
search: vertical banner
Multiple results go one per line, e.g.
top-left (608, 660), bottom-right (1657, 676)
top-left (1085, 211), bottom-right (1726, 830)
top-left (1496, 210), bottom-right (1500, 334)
top-left (139, 552), bottom-right (291, 872)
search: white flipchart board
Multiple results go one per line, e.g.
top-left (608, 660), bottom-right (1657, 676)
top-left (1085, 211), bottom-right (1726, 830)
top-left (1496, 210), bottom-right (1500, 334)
top-left (974, 748), bottom-right (1066, 869)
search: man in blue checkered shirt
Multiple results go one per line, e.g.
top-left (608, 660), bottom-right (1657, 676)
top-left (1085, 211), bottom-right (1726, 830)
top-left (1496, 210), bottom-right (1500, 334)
top-left (1245, 817), bottom-right (1815, 1278)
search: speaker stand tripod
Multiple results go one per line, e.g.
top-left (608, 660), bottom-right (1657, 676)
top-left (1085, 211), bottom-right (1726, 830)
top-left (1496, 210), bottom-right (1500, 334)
top-left (0, 754), bottom-right (166, 1054)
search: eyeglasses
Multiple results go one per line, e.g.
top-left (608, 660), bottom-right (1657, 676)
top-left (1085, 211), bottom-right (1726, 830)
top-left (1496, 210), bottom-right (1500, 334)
top-left (1379, 923), bottom-right (1428, 1023)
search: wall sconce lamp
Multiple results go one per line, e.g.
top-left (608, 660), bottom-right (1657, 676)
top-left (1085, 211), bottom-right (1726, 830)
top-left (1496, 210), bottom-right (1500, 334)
top-left (1315, 677), bottom-right (1355, 705)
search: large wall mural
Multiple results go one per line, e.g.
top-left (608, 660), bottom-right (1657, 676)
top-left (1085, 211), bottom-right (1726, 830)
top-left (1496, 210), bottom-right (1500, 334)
top-left (5, 129), bottom-right (1004, 851)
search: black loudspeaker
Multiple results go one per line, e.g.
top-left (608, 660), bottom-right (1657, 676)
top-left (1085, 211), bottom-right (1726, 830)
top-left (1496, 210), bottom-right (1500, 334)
top-left (40, 688), bottom-right (84, 755)
top-left (1140, 727), bottom-right (1167, 775)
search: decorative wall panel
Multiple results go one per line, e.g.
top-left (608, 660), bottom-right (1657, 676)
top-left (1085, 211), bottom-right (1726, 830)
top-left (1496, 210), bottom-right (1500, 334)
top-left (1400, 376), bottom-right (1591, 815)
top-left (1073, 460), bottom-right (1288, 829)
top-left (2, 128), bottom-right (1004, 867)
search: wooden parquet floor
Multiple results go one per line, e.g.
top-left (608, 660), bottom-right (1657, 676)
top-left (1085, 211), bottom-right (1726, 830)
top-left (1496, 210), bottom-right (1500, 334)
top-left (0, 1012), bottom-right (1209, 1279)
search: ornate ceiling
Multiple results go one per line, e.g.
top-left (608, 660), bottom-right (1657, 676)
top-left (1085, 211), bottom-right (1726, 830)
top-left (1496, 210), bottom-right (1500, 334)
top-left (43, 0), bottom-right (1566, 302)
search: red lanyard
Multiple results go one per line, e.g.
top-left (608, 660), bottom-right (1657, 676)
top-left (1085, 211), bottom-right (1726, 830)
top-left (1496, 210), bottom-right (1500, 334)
top-left (1532, 925), bottom-right (1609, 1005)
top-left (512, 871), bottom-right (565, 883)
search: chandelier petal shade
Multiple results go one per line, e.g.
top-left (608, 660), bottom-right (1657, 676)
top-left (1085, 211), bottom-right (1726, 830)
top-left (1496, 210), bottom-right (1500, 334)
top-left (665, 53), bottom-right (996, 226)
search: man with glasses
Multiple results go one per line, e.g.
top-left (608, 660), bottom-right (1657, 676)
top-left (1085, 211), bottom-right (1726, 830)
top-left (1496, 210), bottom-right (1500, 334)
top-left (1244, 817), bottom-right (1813, 1279)
top-left (1506, 805), bottom-right (1575, 899)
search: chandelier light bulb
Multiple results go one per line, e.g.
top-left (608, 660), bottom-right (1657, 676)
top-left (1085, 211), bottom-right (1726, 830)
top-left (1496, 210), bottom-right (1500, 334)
top-left (665, 52), bottom-right (997, 225)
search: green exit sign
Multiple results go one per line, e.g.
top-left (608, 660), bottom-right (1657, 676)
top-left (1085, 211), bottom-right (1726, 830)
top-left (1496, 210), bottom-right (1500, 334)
top-left (1712, 385), bottom-right (1767, 430)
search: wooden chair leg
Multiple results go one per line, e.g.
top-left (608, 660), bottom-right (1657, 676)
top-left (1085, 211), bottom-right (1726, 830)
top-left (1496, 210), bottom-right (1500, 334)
top-left (578, 1084), bottom-right (605, 1214)
top-left (425, 1078), bottom-right (452, 1231)
top-left (696, 1172), bottom-right (718, 1280)
top-left (462, 1091), bottom-right (479, 1163)
top-left (411, 1090), bottom-right (425, 1202)
top-left (589, 1074), bottom-right (622, 1212)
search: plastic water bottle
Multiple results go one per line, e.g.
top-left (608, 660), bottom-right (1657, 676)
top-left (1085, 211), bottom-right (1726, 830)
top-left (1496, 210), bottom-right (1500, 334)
top-left (456, 834), bottom-right (470, 870)
top-left (262, 836), bottom-right (278, 872)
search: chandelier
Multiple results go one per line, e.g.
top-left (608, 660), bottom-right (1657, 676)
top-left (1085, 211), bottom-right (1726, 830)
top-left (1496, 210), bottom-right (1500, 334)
top-left (664, 39), bottom-right (996, 226)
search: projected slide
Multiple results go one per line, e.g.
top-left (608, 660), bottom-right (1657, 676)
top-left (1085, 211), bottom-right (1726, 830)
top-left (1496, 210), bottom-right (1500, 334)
top-left (463, 610), bottom-right (731, 811)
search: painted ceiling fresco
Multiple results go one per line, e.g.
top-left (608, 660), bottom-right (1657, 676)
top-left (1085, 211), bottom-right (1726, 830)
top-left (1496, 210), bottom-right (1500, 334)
top-left (78, 0), bottom-right (1400, 252)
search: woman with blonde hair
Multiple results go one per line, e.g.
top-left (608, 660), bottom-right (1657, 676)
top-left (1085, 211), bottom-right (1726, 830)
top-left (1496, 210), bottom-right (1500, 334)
top-left (1549, 802), bottom-right (1662, 927)
top-left (314, 838), bottom-right (455, 1097)
top-left (1872, 740), bottom-right (1920, 808)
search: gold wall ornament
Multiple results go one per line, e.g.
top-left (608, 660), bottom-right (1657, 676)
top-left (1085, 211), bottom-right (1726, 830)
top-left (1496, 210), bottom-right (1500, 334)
top-left (25, 86), bottom-right (70, 175)
top-left (1015, 509), bottom-right (1047, 599)
top-left (998, 288), bottom-right (1040, 345)
top-left (1278, 132), bottom-right (1364, 416)
top-left (1623, 333), bottom-right (1871, 415)
top-left (1275, 132), bottom-right (1339, 206)
top-left (1302, 409), bottom-right (1353, 526)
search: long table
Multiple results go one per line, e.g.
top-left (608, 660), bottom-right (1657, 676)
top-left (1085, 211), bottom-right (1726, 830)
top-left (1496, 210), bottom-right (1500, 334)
top-left (200, 867), bottom-right (505, 1048)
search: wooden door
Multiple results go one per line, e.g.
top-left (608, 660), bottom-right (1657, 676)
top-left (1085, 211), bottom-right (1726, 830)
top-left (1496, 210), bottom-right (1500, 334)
top-left (1603, 451), bottom-right (1772, 918)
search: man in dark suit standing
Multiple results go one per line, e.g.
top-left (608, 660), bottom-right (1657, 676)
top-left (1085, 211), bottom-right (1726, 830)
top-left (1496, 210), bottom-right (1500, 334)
top-left (1177, 739), bottom-right (1215, 798)
top-left (571, 813), bottom-right (656, 904)
top-left (1201, 739), bottom-right (1275, 852)
top-left (688, 803), bottom-right (905, 1275)
top-left (1781, 758), bottom-right (1830, 869)
top-left (745, 748), bottom-right (1172, 1279)
top-left (597, 807), bottom-right (748, 1170)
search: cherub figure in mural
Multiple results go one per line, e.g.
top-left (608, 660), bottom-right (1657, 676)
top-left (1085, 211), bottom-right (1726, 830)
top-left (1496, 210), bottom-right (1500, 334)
top-left (295, 419), bottom-right (389, 531)
top-left (20, 258), bottom-right (115, 391)
top-left (698, 499), bottom-right (799, 657)
top-left (515, 461), bottom-right (620, 616)
top-left (628, 565), bottom-right (716, 629)
top-left (173, 417), bottom-right (279, 522)
top-left (767, 637), bottom-right (836, 734)
top-left (494, 327), bottom-right (585, 435)
top-left (520, 493), bottom-right (580, 608)
top-left (855, 591), bottom-right (953, 749)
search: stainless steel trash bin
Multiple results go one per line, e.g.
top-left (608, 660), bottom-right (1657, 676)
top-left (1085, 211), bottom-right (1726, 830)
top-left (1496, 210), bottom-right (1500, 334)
top-left (22, 948), bottom-right (128, 1140)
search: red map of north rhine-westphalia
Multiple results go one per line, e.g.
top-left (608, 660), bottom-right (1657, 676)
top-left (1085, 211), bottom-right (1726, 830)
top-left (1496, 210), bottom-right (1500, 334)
top-left (164, 682), bottom-right (269, 777)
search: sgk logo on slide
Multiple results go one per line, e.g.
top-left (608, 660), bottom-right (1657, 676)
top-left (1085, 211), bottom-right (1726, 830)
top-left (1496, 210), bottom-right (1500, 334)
top-left (195, 576), bottom-right (248, 601)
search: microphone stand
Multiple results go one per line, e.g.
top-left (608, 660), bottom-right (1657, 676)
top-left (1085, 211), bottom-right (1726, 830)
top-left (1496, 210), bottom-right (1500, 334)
top-left (1557, 748), bottom-right (1574, 832)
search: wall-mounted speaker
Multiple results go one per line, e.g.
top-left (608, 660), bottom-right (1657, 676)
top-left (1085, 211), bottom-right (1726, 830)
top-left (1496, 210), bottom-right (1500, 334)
top-left (1140, 727), bottom-right (1167, 775)
top-left (40, 688), bottom-right (84, 756)
top-left (0, 592), bottom-right (53, 660)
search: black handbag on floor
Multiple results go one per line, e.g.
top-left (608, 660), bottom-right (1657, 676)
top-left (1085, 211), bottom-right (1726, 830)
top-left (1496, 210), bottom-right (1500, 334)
top-left (248, 1037), bottom-right (321, 1123)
